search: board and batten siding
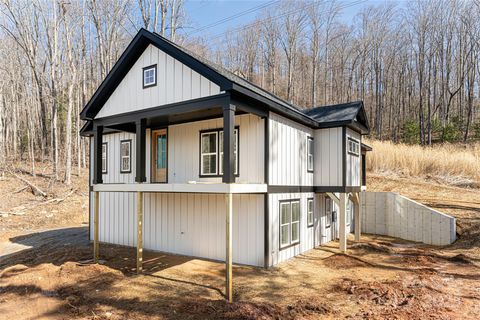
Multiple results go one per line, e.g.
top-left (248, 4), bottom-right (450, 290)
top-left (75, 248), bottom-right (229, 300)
top-left (268, 112), bottom-right (314, 186)
top-left (89, 192), bottom-right (264, 266)
top-left (90, 114), bottom-right (264, 184)
top-left (346, 128), bottom-right (361, 187)
top-left (168, 114), bottom-right (264, 183)
top-left (268, 192), bottom-right (316, 266)
top-left (314, 128), bottom-right (343, 187)
top-left (95, 44), bottom-right (221, 119)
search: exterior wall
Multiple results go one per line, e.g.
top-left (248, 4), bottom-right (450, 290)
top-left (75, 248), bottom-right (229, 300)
top-left (268, 192), bottom-right (316, 266)
top-left (96, 44), bottom-right (221, 119)
top-left (361, 192), bottom-right (456, 245)
top-left (168, 114), bottom-right (264, 183)
top-left (268, 112), bottom-right (314, 186)
top-left (89, 192), bottom-right (264, 266)
top-left (346, 128), bottom-right (361, 187)
top-left (92, 114), bottom-right (264, 184)
top-left (313, 127), bottom-right (343, 187)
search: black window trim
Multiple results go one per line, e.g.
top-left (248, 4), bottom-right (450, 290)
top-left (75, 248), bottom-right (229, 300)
top-left (307, 197), bottom-right (314, 228)
top-left (279, 198), bottom-right (301, 250)
top-left (347, 137), bottom-right (360, 156)
top-left (199, 126), bottom-right (240, 178)
top-left (120, 139), bottom-right (132, 174)
top-left (102, 142), bottom-right (108, 174)
top-left (307, 136), bottom-right (314, 173)
top-left (142, 64), bottom-right (157, 89)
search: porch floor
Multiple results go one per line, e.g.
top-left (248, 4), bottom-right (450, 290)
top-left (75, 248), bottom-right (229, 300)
top-left (92, 182), bottom-right (267, 193)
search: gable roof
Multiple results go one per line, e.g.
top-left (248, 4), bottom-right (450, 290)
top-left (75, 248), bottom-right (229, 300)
top-left (303, 101), bottom-right (370, 134)
top-left (80, 29), bottom-right (369, 134)
top-left (80, 28), bottom-right (316, 127)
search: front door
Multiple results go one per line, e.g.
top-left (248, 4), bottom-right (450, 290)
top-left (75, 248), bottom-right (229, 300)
top-left (152, 129), bottom-right (167, 183)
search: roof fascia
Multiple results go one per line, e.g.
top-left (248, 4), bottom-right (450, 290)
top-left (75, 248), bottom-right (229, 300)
top-left (231, 83), bottom-right (318, 128)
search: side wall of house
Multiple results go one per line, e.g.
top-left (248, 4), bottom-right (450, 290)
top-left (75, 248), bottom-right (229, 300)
top-left (89, 192), bottom-right (265, 266)
top-left (268, 112), bottom-right (314, 186)
top-left (313, 127), bottom-right (343, 187)
top-left (346, 128), bottom-right (361, 187)
top-left (96, 44), bottom-right (221, 118)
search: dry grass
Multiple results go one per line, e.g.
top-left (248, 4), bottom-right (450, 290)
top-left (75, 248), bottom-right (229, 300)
top-left (364, 139), bottom-right (480, 187)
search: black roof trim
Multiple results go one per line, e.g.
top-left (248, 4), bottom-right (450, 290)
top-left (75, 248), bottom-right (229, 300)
top-left (361, 143), bottom-right (373, 151)
top-left (304, 101), bottom-right (370, 134)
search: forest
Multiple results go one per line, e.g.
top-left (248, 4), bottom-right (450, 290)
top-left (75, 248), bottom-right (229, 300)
top-left (0, 0), bottom-right (479, 184)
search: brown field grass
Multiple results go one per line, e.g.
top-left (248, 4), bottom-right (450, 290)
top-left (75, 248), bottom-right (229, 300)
top-left (365, 139), bottom-right (480, 187)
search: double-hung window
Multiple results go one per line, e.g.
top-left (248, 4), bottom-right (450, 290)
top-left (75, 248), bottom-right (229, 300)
top-left (143, 65), bottom-right (157, 88)
top-left (101, 143), bottom-right (108, 174)
top-left (347, 137), bottom-right (360, 156)
top-left (200, 128), bottom-right (238, 176)
top-left (120, 140), bottom-right (131, 173)
top-left (280, 200), bottom-right (300, 248)
top-left (307, 198), bottom-right (314, 227)
top-left (325, 197), bottom-right (332, 228)
top-left (307, 136), bottom-right (314, 172)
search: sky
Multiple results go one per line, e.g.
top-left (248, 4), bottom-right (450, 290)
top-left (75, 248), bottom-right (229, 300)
top-left (182, 0), bottom-right (392, 40)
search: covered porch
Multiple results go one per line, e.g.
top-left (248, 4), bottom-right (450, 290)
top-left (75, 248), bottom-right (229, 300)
top-left (83, 91), bottom-right (268, 302)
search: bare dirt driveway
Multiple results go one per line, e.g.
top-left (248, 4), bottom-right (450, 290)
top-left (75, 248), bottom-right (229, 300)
top-left (1, 169), bottom-right (480, 319)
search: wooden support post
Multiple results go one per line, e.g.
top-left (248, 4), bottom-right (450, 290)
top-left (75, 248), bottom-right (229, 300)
top-left (353, 192), bottom-right (361, 242)
top-left (137, 191), bottom-right (144, 274)
top-left (225, 192), bottom-right (233, 302)
top-left (93, 191), bottom-right (99, 262)
top-left (339, 193), bottom-right (347, 252)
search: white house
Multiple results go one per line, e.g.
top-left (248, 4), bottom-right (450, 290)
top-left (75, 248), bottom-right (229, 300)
top-left (80, 29), bottom-right (371, 301)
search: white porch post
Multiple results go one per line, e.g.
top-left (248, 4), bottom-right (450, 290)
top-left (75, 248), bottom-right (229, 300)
top-left (225, 192), bottom-right (233, 302)
top-left (339, 193), bottom-right (347, 252)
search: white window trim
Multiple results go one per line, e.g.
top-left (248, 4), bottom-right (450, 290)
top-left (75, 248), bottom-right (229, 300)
top-left (307, 198), bottom-right (314, 227)
top-left (200, 131), bottom-right (218, 176)
top-left (325, 197), bottom-right (332, 228)
top-left (143, 65), bottom-right (156, 88)
top-left (102, 143), bottom-right (108, 174)
top-left (120, 140), bottom-right (131, 173)
top-left (348, 137), bottom-right (360, 156)
top-left (307, 136), bottom-right (314, 172)
top-left (280, 200), bottom-right (301, 249)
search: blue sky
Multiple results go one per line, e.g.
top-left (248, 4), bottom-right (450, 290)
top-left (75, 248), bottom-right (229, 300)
top-left (183, 0), bottom-right (391, 39)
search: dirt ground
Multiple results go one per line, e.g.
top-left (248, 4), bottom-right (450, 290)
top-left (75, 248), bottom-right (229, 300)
top-left (1, 166), bottom-right (480, 319)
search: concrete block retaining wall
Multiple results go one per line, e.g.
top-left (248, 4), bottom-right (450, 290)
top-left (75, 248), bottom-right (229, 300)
top-left (360, 192), bottom-right (456, 245)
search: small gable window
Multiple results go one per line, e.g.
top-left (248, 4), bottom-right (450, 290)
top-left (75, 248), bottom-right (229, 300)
top-left (143, 65), bottom-right (157, 88)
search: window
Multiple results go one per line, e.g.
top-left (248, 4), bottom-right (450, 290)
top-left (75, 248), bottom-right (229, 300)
top-left (347, 137), bottom-right (360, 156)
top-left (200, 131), bottom-right (218, 176)
top-left (307, 198), bottom-right (314, 227)
top-left (102, 143), bottom-right (108, 174)
top-left (120, 140), bottom-right (131, 173)
top-left (325, 197), bottom-right (332, 228)
top-left (307, 137), bottom-right (314, 172)
top-left (143, 65), bottom-right (157, 88)
top-left (280, 200), bottom-right (300, 248)
top-left (200, 128), bottom-right (239, 177)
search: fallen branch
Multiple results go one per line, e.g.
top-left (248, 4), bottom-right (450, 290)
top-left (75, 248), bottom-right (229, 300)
top-left (43, 188), bottom-right (77, 204)
top-left (13, 186), bottom-right (29, 194)
top-left (11, 172), bottom-right (47, 198)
